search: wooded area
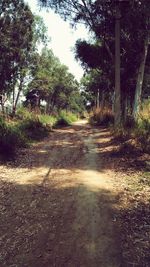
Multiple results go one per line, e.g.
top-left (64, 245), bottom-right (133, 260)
top-left (0, 1), bottom-right (150, 266)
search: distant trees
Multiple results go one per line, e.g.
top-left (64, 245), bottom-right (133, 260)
top-left (26, 47), bottom-right (84, 114)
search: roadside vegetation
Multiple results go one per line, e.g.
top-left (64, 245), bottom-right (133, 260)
top-left (0, 108), bottom-right (78, 159)
top-left (0, 0), bottom-right (83, 159)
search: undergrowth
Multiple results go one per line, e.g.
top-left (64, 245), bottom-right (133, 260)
top-left (0, 108), bottom-right (78, 159)
top-left (0, 117), bottom-right (27, 158)
top-left (54, 111), bottom-right (78, 127)
top-left (113, 101), bottom-right (150, 154)
top-left (89, 107), bottom-right (114, 126)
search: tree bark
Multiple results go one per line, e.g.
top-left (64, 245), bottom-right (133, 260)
top-left (133, 38), bottom-right (149, 119)
top-left (12, 78), bottom-right (23, 116)
top-left (97, 88), bottom-right (100, 109)
top-left (114, 5), bottom-right (121, 127)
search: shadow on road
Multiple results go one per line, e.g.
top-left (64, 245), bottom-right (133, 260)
top-left (0, 177), bottom-right (123, 267)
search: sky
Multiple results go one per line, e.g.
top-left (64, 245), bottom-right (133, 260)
top-left (25, 0), bottom-right (89, 82)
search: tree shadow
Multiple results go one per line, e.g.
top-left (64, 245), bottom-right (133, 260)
top-left (118, 198), bottom-right (150, 267)
top-left (0, 178), bottom-right (124, 267)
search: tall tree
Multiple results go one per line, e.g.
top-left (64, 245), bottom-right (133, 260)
top-left (0, 0), bottom-right (34, 113)
top-left (39, 0), bottom-right (150, 124)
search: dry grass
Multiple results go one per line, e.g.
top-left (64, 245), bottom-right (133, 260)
top-left (89, 107), bottom-right (114, 126)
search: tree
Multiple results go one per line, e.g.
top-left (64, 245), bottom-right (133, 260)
top-left (0, 0), bottom-right (34, 113)
top-left (11, 14), bottom-right (49, 115)
top-left (0, 1), bottom-right (49, 115)
top-left (39, 0), bottom-right (150, 125)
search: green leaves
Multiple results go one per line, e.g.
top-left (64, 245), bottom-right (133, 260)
top-left (26, 47), bottom-right (83, 113)
top-left (0, 0), bottom-right (34, 94)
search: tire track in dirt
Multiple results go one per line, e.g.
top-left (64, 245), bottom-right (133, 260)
top-left (71, 121), bottom-right (123, 267)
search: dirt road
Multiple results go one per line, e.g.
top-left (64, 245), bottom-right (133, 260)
top-left (0, 120), bottom-right (123, 267)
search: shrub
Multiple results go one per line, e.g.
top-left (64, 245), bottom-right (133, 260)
top-left (39, 114), bottom-right (57, 128)
top-left (89, 107), bottom-right (114, 126)
top-left (134, 101), bottom-right (150, 152)
top-left (19, 117), bottom-right (49, 141)
top-left (16, 107), bottom-right (32, 120)
top-left (0, 117), bottom-right (27, 158)
top-left (54, 111), bottom-right (78, 127)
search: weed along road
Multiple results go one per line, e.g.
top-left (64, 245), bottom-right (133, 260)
top-left (0, 120), bottom-right (123, 267)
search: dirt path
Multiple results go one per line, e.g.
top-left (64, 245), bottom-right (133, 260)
top-left (0, 120), bottom-right (123, 267)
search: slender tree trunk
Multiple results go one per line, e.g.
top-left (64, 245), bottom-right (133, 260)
top-left (13, 80), bottom-right (23, 116)
top-left (133, 38), bottom-right (149, 119)
top-left (12, 87), bottom-right (15, 114)
top-left (1, 98), bottom-right (5, 114)
top-left (97, 88), bottom-right (100, 109)
top-left (100, 90), bottom-right (105, 110)
top-left (0, 94), bottom-right (7, 115)
top-left (114, 5), bottom-right (121, 127)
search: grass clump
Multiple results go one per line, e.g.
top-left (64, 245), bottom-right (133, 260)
top-left (39, 114), bottom-right (57, 129)
top-left (54, 111), bottom-right (78, 127)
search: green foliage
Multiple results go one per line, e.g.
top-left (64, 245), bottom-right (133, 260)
top-left (0, 117), bottom-right (27, 158)
top-left (19, 117), bottom-right (49, 141)
top-left (54, 111), bottom-right (78, 127)
top-left (134, 100), bottom-right (150, 152)
top-left (41, 0), bottom-right (150, 124)
top-left (39, 114), bottom-right (57, 127)
top-left (89, 108), bottom-right (114, 126)
top-left (16, 107), bottom-right (32, 120)
top-left (26, 47), bottom-right (84, 114)
top-left (111, 100), bottom-right (150, 153)
top-left (0, 0), bottom-right (34, 95)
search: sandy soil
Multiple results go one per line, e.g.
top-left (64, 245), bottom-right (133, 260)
top-left (0, 120), bottom-right (124, 267)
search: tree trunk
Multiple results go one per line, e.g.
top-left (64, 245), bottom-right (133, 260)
top-left (100, 90), bottom-right (105, 110)
top-left (133, 38), bottom-right (149, 119)
top-left (97, 88), bottom-right (100, 109)
top-left (12, 79), bottom-right (23, 116)
top-left (114, 5), bottom-right (121, 128)
top-left (1, 99), bottom-right (5, 114)
top-left (12, 87), bottom-right (15, 114)
top-left (0, 94), bottom-right (7, 115)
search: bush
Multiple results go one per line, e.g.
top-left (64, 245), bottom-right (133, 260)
top-left (0, 117), bottom-right (27, 158)
top-left (19, 117), bottom-right (49, 141)
top-left (89, 107), bottom-right (114, 126)
top-left (134, 101), bottom-right (150, 152)
top-left (39, 114), bottom-right (57, 128)
top-left (16, 107), bottom-right (32, 120)
top-left (54, 111), bottom-right (78, 128)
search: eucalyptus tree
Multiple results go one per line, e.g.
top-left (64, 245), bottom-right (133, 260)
top-left (12, 14), bottom-right (49, 115)
top-left (0, 0), bottom-right (34, 112)
top-left (0, 0), bottom-right (49, 114)
top-left (39, 0), bottom-right (150, 124)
